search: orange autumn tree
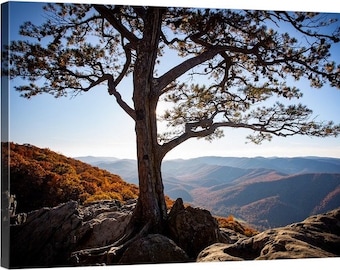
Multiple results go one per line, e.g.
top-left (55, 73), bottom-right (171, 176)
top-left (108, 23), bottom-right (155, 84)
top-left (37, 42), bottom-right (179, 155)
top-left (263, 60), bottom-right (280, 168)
top-left (5, 4), bottom-right (340, 241)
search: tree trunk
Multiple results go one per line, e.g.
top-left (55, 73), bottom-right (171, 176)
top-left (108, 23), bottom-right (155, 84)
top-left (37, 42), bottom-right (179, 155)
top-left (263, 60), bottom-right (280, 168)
top-left (129, 73), bottom-right (168, 234)
top-left (130, 134), bottom-right (167, 233)
top-left (128, 7), bottom-right (167, 234)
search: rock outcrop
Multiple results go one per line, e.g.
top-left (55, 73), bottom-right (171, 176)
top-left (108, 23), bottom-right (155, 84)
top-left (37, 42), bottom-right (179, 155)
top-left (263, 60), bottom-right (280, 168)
top-left (166, 198), bottom-right (226, 258)
top-left (119, 234), bottom-right (189, 264)
top-left (9, 197), bottom-right (340, 267)
top-left (10, 199), bottom-right (135, 267)
top-left (197, 207), bottom-right (340, 262)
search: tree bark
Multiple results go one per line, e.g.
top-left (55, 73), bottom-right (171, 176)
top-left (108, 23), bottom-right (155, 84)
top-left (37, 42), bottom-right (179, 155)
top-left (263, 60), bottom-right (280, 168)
top-left (128, 7), bottom-right (168, 234)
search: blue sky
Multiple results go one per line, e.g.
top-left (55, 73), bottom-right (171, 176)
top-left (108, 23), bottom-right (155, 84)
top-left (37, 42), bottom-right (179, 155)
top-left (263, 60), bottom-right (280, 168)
top-left (3, 0), bottom-right (340, 159)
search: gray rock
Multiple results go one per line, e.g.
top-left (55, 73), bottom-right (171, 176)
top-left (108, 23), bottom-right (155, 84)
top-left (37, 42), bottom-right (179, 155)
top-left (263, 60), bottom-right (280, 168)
top-left (219, 228), bottom-right (247, 244)
top-left (10, 201), bottom-right (80, 267)
top-left (10, 197), bottom-right (340, 267)
top-left (119, 234), bottom-right (190, 264)
top-left (197, 243), bottom-right (244, 262)
top-left (166, 198), bottom-right (226, 258)
top-left (197, 208), bottom-right (340, 262)
top-left (10, 200), bottom-right (133, 267)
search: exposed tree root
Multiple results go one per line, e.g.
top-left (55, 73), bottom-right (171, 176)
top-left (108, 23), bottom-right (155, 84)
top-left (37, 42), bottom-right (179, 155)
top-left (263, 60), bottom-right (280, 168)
top-left (70, 221), bottom-right (152, 265)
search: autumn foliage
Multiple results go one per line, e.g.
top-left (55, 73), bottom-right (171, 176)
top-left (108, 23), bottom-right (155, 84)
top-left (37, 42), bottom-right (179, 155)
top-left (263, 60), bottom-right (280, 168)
top-left (216, 215), bottom-right (258, 237)
top-left (2, 142), bottom-right (139, 212)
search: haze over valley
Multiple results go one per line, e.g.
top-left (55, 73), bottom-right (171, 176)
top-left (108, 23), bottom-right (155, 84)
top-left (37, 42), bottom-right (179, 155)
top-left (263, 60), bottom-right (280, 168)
top-left (77, 155), bottom-right (340, 229)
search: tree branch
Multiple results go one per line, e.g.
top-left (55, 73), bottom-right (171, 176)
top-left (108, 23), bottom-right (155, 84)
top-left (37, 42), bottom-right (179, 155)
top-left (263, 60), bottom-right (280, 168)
top-left (279, 11), bottom-right (340, 42)
top-left (160, 113), bottom-right (340, 157)
top-left (81, 73), bottom-right (136, 120)
top-left (155, 47), bottom-right (225, 95)
top-left (93, 5), bottom-right (139, 48)
top-left (114, 42), bottom-right (133, 87)
top-left (107, 76), bottom-right (136, 120)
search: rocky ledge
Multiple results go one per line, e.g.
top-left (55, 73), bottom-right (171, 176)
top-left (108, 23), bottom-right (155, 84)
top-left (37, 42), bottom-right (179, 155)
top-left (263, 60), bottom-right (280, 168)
top-left (9, 198), bottom-right (340, 267)
top-left (198, 207), bottom-right (340, 261)
top-left (10, 199), bottom-right (134, 267)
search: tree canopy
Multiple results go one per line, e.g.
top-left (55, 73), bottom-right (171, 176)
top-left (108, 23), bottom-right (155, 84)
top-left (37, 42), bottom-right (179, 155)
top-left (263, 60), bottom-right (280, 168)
top-left (5, 5), bottom-right (340, 154)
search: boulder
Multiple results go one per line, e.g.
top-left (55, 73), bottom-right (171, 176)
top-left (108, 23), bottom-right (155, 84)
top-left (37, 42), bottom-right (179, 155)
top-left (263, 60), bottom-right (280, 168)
top-left (73, 200), bottom-right (132, 251)
top-left (119, 234), bottom-right (190, 264)
top-left (166, 198), bottom-right (226, 258)
top-left (197, 243), bottom-right (244, 262)
top-left (10, 200), bottom-right (135, 267)
top-left (219, 228), bottom-right (247, 244)
top-left (10, 201), bottom-right (80, 267)
top-left (197, 208), bottom-right (340, 262)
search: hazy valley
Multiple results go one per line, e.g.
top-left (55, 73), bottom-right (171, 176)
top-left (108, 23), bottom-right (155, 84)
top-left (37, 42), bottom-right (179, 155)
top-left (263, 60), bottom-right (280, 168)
top-left (77, 155), bottom-right (340, 229)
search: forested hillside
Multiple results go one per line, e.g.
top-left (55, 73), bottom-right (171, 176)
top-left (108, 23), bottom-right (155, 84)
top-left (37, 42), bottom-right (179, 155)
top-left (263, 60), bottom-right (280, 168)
top-left (2, 142), bottom-right (139, 212)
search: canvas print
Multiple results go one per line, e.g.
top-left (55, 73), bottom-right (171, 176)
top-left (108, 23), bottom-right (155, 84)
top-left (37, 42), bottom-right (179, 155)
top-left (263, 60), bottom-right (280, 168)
top-left (1, 0), bottom-right (340, 268)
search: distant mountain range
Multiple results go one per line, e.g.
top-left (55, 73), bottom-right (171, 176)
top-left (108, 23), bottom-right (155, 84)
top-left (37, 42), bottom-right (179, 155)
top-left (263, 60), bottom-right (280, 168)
top-left (76, 155), bottom-right (340, 229)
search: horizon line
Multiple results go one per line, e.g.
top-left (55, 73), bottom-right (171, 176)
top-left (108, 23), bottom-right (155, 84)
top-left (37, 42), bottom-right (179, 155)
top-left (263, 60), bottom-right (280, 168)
top-left (73, 154), bottom-right (340, 160)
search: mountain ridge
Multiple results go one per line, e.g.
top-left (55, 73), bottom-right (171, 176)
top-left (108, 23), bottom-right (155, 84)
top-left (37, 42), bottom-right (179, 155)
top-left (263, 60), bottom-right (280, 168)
top-left (76, 155), bottom-right (340, 229)
top-left (3, 142), bottom-right (339, 230)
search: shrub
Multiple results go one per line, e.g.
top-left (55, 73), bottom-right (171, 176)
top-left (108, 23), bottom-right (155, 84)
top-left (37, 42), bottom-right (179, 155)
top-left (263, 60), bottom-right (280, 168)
top-left (216, 215), bottom-right (258, 236)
